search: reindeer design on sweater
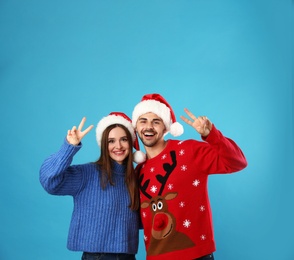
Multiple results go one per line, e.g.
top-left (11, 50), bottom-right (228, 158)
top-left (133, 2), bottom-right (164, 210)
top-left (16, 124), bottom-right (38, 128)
top-left (139, 150), bottom-right (195, 256)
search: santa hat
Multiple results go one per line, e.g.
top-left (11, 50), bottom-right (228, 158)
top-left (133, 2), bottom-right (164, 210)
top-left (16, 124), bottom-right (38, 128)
top-left (96, 112), bottom-right (146, 164)
top-left (132, 93), bottom-right (184, 137)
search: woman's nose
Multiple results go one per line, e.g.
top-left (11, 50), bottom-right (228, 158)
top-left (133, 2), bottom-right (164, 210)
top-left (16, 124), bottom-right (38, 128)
top-left (116, 141), bottom-right (122, 148)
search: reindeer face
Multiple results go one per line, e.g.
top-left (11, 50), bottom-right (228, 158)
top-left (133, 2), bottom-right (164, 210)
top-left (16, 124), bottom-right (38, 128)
top-left (141, 192), bottom-right (177, 240)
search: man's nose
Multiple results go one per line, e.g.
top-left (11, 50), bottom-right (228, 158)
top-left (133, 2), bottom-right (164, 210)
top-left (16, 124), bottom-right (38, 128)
top-left (146, 121), bottom-right (153, 129)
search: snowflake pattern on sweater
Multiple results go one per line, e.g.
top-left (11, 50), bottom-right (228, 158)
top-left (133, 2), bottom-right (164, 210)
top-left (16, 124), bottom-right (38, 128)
top-left (137, 126), bottom-right (247, 260)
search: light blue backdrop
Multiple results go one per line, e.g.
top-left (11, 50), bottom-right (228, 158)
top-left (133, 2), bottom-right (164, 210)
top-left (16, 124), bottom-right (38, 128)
top-left (0, 1), bottom-right (293, 259)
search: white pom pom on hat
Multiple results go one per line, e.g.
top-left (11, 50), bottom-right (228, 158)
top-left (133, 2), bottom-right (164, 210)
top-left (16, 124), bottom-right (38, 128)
top-left (133, 149), bottom-right (146, 164)
top-left (132, 93), bottom-right (184, 137)
top-left (96, 112), bottom-right (146, 164)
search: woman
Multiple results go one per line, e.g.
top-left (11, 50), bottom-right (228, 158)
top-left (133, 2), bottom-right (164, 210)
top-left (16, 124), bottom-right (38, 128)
top-left (40, 112), bottom-right (145, 260)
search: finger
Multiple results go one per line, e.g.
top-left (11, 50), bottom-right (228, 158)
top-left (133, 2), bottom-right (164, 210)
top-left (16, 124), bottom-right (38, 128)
top-left (184, 108), bottom-right (197, 121)
top-left (198, 116), bottom-right (207, 123)
top-left (82, 124), bottom-right (94, 135)
top-left (78, 117), bottom-right (86, 131)
top-left (180, 115), bottom-right (192, 126)
top-left (201, 116), bottom-right (210, 126)
top-left (67, 126), bottom-right (76, 138)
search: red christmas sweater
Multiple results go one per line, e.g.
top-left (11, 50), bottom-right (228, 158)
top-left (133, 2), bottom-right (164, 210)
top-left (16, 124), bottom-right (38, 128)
top-left (137, 125), bottom-right (247, 260)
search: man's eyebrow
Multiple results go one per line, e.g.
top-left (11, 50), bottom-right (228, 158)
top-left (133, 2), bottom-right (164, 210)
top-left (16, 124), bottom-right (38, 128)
top-left (138, 117), bottom-right (163, 122)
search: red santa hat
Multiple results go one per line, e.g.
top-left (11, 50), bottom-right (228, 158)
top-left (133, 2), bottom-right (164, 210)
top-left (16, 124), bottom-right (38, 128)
top-left (132, 93), bottom-right (184, 137)
top-left (96, 112), bottom-right (146, 164)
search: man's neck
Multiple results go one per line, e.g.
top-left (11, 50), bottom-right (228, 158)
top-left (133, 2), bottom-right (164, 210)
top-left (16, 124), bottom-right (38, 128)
top-left (145, 139), bottom-right (167, 159)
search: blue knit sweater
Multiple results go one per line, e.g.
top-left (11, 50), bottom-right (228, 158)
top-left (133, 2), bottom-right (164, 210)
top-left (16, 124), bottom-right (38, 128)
top-left (39, 139), bottom-right (139, 254)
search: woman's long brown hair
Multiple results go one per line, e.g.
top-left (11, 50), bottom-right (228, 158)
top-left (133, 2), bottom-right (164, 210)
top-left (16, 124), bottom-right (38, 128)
top-left (95, 124), bottom-right (140, 211)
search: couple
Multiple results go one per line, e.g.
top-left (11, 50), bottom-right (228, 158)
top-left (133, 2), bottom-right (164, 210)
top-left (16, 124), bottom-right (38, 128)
top-left (39, 93), bottom-right (247, 260)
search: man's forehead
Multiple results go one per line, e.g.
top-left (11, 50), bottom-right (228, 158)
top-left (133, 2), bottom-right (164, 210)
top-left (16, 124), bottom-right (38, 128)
top-left (138, 112), bottom-right (162, 120)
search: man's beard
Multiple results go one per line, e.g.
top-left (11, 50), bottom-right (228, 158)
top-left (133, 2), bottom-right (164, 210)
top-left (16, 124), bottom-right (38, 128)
top-left (140, 130), bottom-right (158, 147)
top-left (141, 139), bottom-right (158, 148)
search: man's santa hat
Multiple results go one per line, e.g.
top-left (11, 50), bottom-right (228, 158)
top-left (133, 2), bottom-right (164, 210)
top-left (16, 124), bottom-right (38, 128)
top-left (132, 93), bottom-right (184, 137)
top-left (96, 112), bottom-right (146, 164)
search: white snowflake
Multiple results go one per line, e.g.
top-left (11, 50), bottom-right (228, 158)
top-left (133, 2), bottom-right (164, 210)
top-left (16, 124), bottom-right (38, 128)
top-left (178, 141), bottom-right (183, 145)
top-left (150, 167), bottom-right (155, 172)
top-left (167, 183), bottom-right (174, 190)
top-left (181, 165), bottom-right (188, 171)
top-left (179, 149), bottom-right (185, 156)
top-left (150, 185), bottom-right (157, 193)
top-left (193, 179), bottom-right (200, 187)
top-left (200, 205), bottom-right (205, 212)
top-left (200, 234), bottom-right (206, 240)
top-left (162, 154), bottom-right (167, 159)
top-left (183, 219), bottom-right (191, 228)
top-left (142, 212), bottom-right (147, 218)
top-left (144, 235), bottom-right (148, 241)
top-left (179, 201), bottom-right (185, 207)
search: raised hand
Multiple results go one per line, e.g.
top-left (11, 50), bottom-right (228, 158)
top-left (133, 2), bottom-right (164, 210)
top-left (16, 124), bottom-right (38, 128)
top-left (66, 117), bottom-right (94, 145)
top-left (180, 108), bottom-right (212, 137)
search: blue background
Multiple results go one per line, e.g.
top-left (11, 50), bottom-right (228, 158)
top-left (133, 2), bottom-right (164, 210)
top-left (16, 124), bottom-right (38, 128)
top-left (0, 1), bottom-right (293, 259)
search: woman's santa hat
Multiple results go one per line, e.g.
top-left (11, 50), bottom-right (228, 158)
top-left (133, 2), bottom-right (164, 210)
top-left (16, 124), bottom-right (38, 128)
top-left (132, 93), bottom-right (184, 137)
top-left (96, 112), bottom-right (146, 164)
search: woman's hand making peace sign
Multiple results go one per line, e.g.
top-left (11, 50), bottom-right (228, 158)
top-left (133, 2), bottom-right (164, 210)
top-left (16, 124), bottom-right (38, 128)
top-left (66, 117), bottom-right (94, 146)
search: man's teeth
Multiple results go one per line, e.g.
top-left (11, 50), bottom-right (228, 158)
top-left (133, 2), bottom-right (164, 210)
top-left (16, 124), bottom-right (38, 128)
top-left (144, 132), bottom-right (154, 136)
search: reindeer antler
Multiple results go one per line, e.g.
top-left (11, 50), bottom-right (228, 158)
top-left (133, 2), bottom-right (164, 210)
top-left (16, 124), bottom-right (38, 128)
top-left (157, 151), bottom-right (177, 196)
top-left (139, 173), bottom-right (152, 199)
top-left (138, 150), bottom-right (177, 199)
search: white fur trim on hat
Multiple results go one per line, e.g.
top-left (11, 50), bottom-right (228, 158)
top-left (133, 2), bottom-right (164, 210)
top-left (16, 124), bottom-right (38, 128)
top-left (96, 114), bottom-right (135, 147)
top-left (132, 100), bottom-right (171, 130)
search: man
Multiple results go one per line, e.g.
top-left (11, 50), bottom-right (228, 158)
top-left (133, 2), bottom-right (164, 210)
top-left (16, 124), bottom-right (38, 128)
top-left (132, 93), bottom-right (247, 260)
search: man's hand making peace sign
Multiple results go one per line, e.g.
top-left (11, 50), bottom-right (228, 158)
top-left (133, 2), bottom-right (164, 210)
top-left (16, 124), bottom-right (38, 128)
top-left (180, 108), bottom-right (213, 137)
